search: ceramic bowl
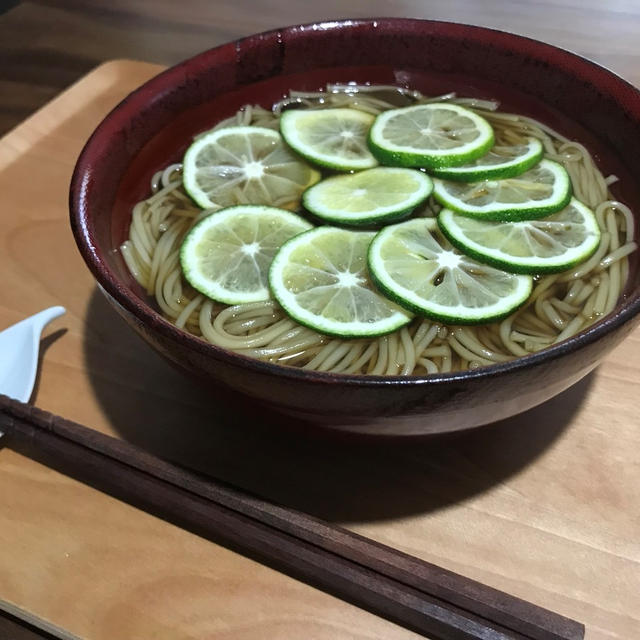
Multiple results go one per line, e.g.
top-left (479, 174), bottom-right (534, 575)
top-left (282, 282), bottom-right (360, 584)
top-left (70, 18), bottom-right (640, 435)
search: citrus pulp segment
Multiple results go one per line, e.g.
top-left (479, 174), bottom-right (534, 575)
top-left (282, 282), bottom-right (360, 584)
top-left (279, 108), bottom-right (378, 171)
top-left (269, 227), bottom-right (412, 337)
top-left (302, 167), bottom-right (433, 226)
top-left (182, 126), bottom-right (320, 210)
top-left (437, 199), bottom-right (601, 274)
top-left (180, 205), bottom-right (313, 304)
top-left (367, 103), bottom-right (494, 169)
top-left (432, 159), bottom-right (571, 221)
top-left (367, 218), bottom-right (533, 324)
top-left (429, 137), bottom-right (544, 181)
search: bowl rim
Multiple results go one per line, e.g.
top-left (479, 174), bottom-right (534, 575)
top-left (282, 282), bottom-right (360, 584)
top-left (70, 16), bottom-right (640, 388)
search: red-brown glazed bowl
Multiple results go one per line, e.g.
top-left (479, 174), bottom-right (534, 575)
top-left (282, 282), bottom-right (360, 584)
top-left (70, 18), bottom-right (640, 436)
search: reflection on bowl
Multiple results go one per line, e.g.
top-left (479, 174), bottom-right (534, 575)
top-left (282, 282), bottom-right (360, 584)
top-left (70, 18), bottom-right (640, 435)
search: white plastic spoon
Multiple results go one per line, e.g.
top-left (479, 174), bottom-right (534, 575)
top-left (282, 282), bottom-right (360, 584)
top-left (0, 306), bottom-right (66, 402)
top-left (0, 306), bottom-right (84, 640)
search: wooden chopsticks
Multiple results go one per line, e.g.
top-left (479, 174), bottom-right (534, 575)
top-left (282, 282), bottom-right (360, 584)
top-left (0, 395), bottom-right (584, 640)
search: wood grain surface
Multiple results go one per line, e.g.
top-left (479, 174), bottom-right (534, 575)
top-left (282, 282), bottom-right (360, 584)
top-left (0, 4), bottom-right (639, 639)
top-left (2, 0), bottom-right (640, 136)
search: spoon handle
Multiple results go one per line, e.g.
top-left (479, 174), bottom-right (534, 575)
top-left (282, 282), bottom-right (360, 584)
top-left (0, 394), bottom-right (584, 640)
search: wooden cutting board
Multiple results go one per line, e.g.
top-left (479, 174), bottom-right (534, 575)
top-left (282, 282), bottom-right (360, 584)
top-left (0, 60), bottom-right (638, 640)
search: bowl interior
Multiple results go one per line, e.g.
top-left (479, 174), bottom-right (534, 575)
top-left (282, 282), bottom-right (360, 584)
top-left (76, 19), bottom-right (640, 378)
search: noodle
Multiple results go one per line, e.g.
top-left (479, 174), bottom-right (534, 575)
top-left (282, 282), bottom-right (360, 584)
top-left (121, 86), bottom-right (637, 375)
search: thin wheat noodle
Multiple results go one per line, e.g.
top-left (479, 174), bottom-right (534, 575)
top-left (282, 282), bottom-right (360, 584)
top-left (605, 270), bottom-right (620, 315)
top-left (559, 234), bottom-right (611, 281)
top-left (279, 346), bottom-right (323, 366)
top-left (421, 345), bottom-right (453, 358)
top-left (512, 311), bottom-right (555, 334)
top-left (148, 218), bottom-right (187, 294)
top-left (582, 287), bottom-right (599, 320)
top-left (448, 336), bottom-right (494, 366)
top-left (161, 164), bottom-right (182, 186)
top-left (511, 331), bottom-right (553, 344)
top-left (550, 297), bottom-right (581, 314)
top-left (412, 321), bottom-right (431, 347)
top-left (417, 358), bottom-right (439, 374)
top-left (541, 301), bottom-right (566, 329)
top-left (121, 241), bottom-right (148, 283)
top-left (270, 325), bottom-right (308, 346)
top-left (226, 316), bottom-right (276, 333)
top-left (314, 342), bottom-right (355, 372)
top-left (621, 252), bottom-right (630, 291)
top-left (386, 332), bottom-right (401, 375)
top-left (304, 340), bottom-right (346, 371)
top-left (573, 283), bottom-right (595, 306)
top-left (477, 326), bottom-right (507, 355)
top-left (554, 316), bottom-right (587, 343)
top-left (156, 268), bottom-right (182, 317)
top-left (606, 209), bottom-right (620, 251)
top-left (218, 317), bottom-right (297, 349)
top-left (344, 342), bottom-right (379, 374)
top-left (414, 324), bottom-right (440, 357)
top-left (176, 295), bottom-right (203, 329)
top-left (499, 316), bottom-right (530, 357)
top-left (129, 222), bottom-right (153, 265)
top-left (331, 343), bottom-right (365, 374)
top-left (453, 328), bottom-right (512, 362)
top-left (563, 280), bottom-right (584, 303)
top-left (155, 251), bottom-right (180, 295)
top-left (440, 352), bottom-right (453, 373)
top-left (239, 337), bottom-right (320, 359)
top-left (132, 201), bottom-right (155, 247)
top-left (593, 271), bottom-right (610, 316)
top-left (600, 243), bottom-right (637, 268)
top-left (511, 323), bottom-right (554, 340)
top-left (533, 286), bottom-right (555, 321)
top-left (528, 275), bottom-right (560, 301)
top-left (371, 337), bottom-right (388, 375)
top-left (400, 328), bottom-right (416, 375)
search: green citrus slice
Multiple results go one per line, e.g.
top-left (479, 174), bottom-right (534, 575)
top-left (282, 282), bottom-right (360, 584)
top-left (368, 218), bottom-right (533, 324)
top-left (437, 198), bottom-right (601, 274)
top-left (429, 137), bottom-right (543, 182)
top-left (279, 108), bottom-right (378, 171)
top-left (180, 205), bottom-right (312, 304)
top-left (367, 103), bottom-right (494, 169)
top-left (432, 159), bottom-right (571, 221)
top-left (302, 167), bottom-right (433, 226)
top-left (182, 126), bottom-right (320, 210)
top-left (269, 227), bottom-right (412, 337)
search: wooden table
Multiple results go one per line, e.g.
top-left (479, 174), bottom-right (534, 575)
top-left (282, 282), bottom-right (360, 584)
top-left (3, 0), bottom-right (640, 137)
top-left (1, 3), bottom-right (639, 639)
